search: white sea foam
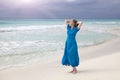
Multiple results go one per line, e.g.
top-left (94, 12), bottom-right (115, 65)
top-left (0, 25), bottom-right (64, 32)
top-left (94, 22), bottom-right (120, 25)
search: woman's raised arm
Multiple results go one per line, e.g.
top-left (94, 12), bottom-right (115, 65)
top-left (77, 21), bottom-right (83, 29)
top-left (65, 19), bottom-right (70, 25)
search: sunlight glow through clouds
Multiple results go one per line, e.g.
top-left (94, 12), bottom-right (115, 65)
top-left (66, 0), bottom-right (76, 2)
top-left (0, 0), bottom-right (47, 7)
top-left (19, 0), bottom-right (34, 4)
top-left (9, 0), bottom-right (36, 5)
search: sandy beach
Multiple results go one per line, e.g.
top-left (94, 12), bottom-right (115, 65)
top-left (0, 29), bottom-right (120, 80)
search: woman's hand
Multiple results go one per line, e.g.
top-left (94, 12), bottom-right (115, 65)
top-left (77, 21), bottom-right (83, 29)
top-left (65, 19), bottom-right (71, 25)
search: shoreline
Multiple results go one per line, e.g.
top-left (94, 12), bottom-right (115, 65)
top-left (0, 29), bottom-right (120, 80)
top-left (0, 29), bottom-right (120, 70)
top-left (0, 30), bottom-right (118, 70)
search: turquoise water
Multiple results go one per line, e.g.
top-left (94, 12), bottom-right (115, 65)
top-left (0, 19), bottom-right (119, 69)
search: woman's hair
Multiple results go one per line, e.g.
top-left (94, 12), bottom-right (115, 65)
top-left (72, 19), bottom-right (79, 27)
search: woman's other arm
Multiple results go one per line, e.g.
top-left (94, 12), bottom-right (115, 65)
top-left (77, 21), bottom-right (83, 29)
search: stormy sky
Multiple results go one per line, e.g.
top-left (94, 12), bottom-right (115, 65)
top-left (0, 0), bottom-right (120, 19)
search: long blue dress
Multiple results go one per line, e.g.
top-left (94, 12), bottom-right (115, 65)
top-left (62, 24), bottom-right (80, 67)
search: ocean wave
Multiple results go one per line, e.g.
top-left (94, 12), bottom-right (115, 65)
top-left (0, 22), bottom-right (119, 33)
top-left (81, 25), bottom-right (108, 33)
top-left (0, 40), bottom-right (63, 56)
top-left (84, 21), bottom-right (120, 26)
top-left (0, 25), bottom-right (64, 32)
top-left (0, 39), bottom-right (108, 57)
top-left (86, 21), bottom-right (120, 25)
top-left (79, 41), bottom-right (105, 47)
top-left (0, 22), bottom-right (9, 25)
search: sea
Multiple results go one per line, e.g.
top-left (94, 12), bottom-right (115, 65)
top-left (0, 19), bottom-right (120, 69)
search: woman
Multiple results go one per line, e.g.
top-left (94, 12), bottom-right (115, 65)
top-left (62, 19), bottom-right (83, 74)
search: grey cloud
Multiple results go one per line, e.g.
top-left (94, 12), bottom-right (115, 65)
top-left (0, 0), bottom-right (120, 19)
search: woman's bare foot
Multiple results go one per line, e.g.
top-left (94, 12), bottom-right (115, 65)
top-left (72, 67), bottom-right (78, 74)
top-left (72, 69), bottom-right (78, 74)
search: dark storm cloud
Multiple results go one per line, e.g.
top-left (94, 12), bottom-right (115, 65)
top-left (0, 0), bottom-right (120, 19)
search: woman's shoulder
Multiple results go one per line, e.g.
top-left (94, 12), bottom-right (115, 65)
top-left (67, 24), bottom-right (71, 27)
top-left (67, 24), bottom-right (71, 30)
top-left (74, 27), bottom-right (80, 32)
